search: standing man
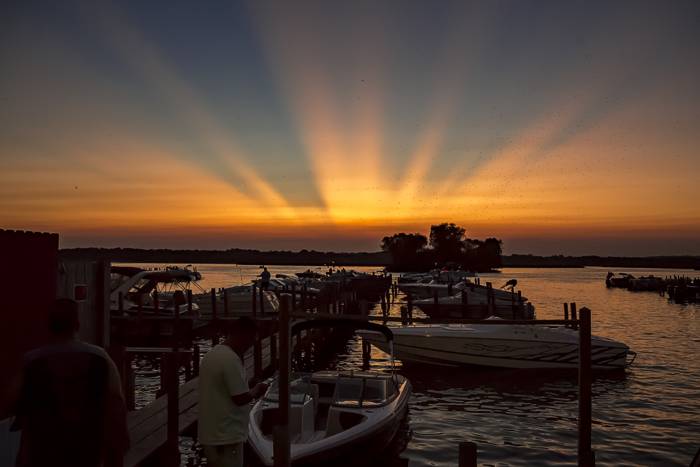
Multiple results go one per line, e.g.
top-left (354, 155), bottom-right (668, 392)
top-left (6, 298), bottom-right (129, 467)
top-left (259, 266), bottom-right (271, 290)
top-left (198, 318), bottom-right (268, 467)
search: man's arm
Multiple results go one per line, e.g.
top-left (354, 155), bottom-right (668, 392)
top-left (231, 383), bottom-right (267, 407)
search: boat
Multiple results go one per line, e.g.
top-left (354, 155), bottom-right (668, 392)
top-left (359, 321), bottom-right (635, 370)
top-left (248, 320), bottom-right (412, 466)
top-left (109, 266), bottom-right (202, 315)
top-left (195, 283), bottom-right (280, 315)
top-left (411, 284), bottom-right (535, 320)
top-left (605, 272), bottom-right (634, 288)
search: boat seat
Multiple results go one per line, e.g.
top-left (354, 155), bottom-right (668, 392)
top-left (289, 397), bottom-right (315, 442)
top-left (326, 407), bottom-right (366, 437)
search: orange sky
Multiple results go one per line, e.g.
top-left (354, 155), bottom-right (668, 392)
top-left (1, 1), bottom-right (699, 255)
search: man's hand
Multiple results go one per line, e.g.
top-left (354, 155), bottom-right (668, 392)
top-left (250, 382), bottom-right (268, 399)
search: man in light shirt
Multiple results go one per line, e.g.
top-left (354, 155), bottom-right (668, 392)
top-left (198, 317), bottom-right (268, 467)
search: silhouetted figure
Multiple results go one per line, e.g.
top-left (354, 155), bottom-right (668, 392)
top-left (10, 298), bottom-right (129, 467)
top-left (172, 289), bottom-right (187, 312)
top-left (259, 266), bottom-right (271, 290)
top-left (501, 279), bottom-right (518, 291)
top-left (198, 318), bottom-right (268, 467)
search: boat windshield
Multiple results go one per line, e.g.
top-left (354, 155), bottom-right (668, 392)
top-left (264, 376), bottom-right (314, 405)
top-left (332, 375), bottom-right (394, 408)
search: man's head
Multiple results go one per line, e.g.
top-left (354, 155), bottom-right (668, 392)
top-left (226, 317), bottom-right (258, 350)
top-left (49, 298), bottom-right (80, 337)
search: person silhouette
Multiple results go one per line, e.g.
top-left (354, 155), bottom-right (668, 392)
top-left (9, 298), bottom-right (129, 467)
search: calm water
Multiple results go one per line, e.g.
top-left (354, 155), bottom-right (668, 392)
top-left (121, 264), bottom-right (700, 466)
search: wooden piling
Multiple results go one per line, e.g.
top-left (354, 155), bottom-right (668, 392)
top-left (291, 284), bottom-right (296, 311)
top-left (210, 288), bottom-right (217, 320)
top-left (193, 344), bottom-right (200, 377)
top-left (274, 295), bottom-right (291, 467)
top-left (164, 352), bottom-right (180, 465)
top-left (252, 284), bottom-right (257, 317)
top-left (571, 302), bottom-right (578, 330)
top-left (259, 286), bottom-right (265, 315)
top-left (564, 302), bottom-right (569, 322)
top-left (458, 441), bottom-right (477, 467)
top-left (153, 290), bottom-right (159, 315)
top-left (136, 293), bottom-right (142, 319)
top-left (578, 307), bottom-right (594, 467)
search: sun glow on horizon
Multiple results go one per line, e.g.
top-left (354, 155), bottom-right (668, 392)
top-left (1, 1), bottom-right (699, 255)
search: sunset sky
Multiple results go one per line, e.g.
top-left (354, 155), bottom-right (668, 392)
top-left (1, 0), bottom-right (699, 255)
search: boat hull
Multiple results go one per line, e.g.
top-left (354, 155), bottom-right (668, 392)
top-left (249, 377), bottom-right (411, 467)
top-left (361, 327), bottom-right (630, 370)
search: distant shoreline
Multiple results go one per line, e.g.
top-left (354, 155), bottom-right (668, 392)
top-left (59, 248), bottom-right (700, 271)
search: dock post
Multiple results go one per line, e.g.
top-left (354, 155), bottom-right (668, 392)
top-left (274, 295), bottom-right (291, 467)
top-left (270, 326), bottom-right (278, 370)
top-left (578, 307), bottom-right (594, 467)
top-left (291, 284), bottom-right (296, 311)
top-left (571, 303), bottom-right (578, 330)
top-left (458, 441), bottom-right (477, 467)
top-left (400, 306), bottom-right (408, 326)
top-left (564, 302), bottom-right (569, 324)
top-left (210, 288), bottom-right (217, 320)
top-left (165, 352), bottom-right (180, 465)
top-left (360, 299), bottom-right (368, 317)
top-left (254, 329), bottom-right (263, 379)
top-left (136, 293), bottom-right (142, 319)
top-left (252, 284), bottom-right (257, 316)
top-left (260, 286), bottom-right (265, 315)
top-left (193, 343), bottom-right (200, 377)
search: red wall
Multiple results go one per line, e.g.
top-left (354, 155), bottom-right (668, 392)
top-left (0, 229), bottom-right (58, 408)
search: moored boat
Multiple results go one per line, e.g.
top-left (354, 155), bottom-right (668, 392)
top-left (248, 320), bottom-right (411, 466)
top-left (359, 322), bottom-right (635, 370)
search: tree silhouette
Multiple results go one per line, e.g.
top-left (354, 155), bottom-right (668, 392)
top-left (429, 223), bottom-right (465, 262)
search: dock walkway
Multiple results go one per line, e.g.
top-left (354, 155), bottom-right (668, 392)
top-left (125, 377), bottom-right (199, 467)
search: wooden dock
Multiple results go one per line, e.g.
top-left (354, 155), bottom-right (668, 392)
top-left (125, 377), bottom-right (199, 467)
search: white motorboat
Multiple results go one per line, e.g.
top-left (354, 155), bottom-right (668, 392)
top-left (359, 322), bottom-right (635, 370)
top-left (196, 283), bottom-right (279, 315)
top-left (109, 266), bottom-right (202, 314)
top-left (411, 284), bottom-right (535, 320)
top-left (248, 320), bottom-right (412, 466)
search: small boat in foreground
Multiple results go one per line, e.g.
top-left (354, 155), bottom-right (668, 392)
top-left (359, 321), bottom-right (635, 370)
top-left (248, 320), bottom-right (411, 466)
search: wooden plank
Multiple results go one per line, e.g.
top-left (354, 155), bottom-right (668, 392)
top-left (125, 378), bottom-right (199, 467)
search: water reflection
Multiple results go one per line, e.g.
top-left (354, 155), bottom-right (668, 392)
top-left (123, 264), bottom-right (700, 466)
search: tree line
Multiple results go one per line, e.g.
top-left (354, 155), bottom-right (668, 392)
top-left (381, 223), bottom-right (503, 272)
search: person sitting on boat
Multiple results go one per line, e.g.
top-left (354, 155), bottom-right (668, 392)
top-left (4, 298), bottom-right (129, 467)
top-left (259, 266), bottom-right (271, 290)
top-left (198, 317), bottom-right (268, 467)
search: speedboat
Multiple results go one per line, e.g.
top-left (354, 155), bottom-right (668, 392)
top-left (248, 320), bottom-right (412, 466)
top-left (195, 283), bottom-right (279, 315)
top-left (411, 285), bottom-right (535, 319)
top-left (109, 266), bottom-right (202, 315)
top-left (359, 322), bottom-right (635, 370)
